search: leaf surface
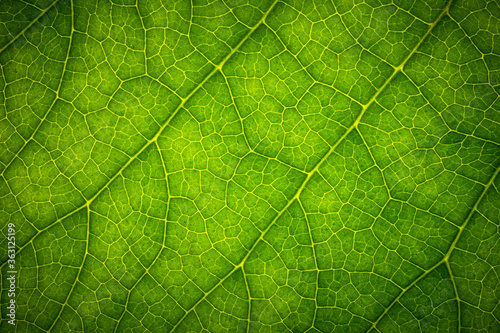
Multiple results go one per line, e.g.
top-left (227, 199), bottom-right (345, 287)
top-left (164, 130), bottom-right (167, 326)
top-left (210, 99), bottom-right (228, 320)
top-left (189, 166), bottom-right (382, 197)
top-left (1, 0), bottom-right (500, 332)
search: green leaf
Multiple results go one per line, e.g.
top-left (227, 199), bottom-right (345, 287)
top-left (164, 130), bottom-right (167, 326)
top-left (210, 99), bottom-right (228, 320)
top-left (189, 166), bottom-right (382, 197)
top-left (1, 0), bottom-right (500, 332)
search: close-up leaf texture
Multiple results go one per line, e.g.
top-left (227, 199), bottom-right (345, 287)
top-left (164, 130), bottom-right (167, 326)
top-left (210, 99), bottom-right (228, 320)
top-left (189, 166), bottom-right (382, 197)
top-left (1, 0), bottom-right (500, 332)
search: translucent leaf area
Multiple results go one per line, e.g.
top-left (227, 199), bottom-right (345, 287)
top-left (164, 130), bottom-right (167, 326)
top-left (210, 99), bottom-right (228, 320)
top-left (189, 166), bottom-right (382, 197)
top-left (1, 0), bottom-right (500, 332)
